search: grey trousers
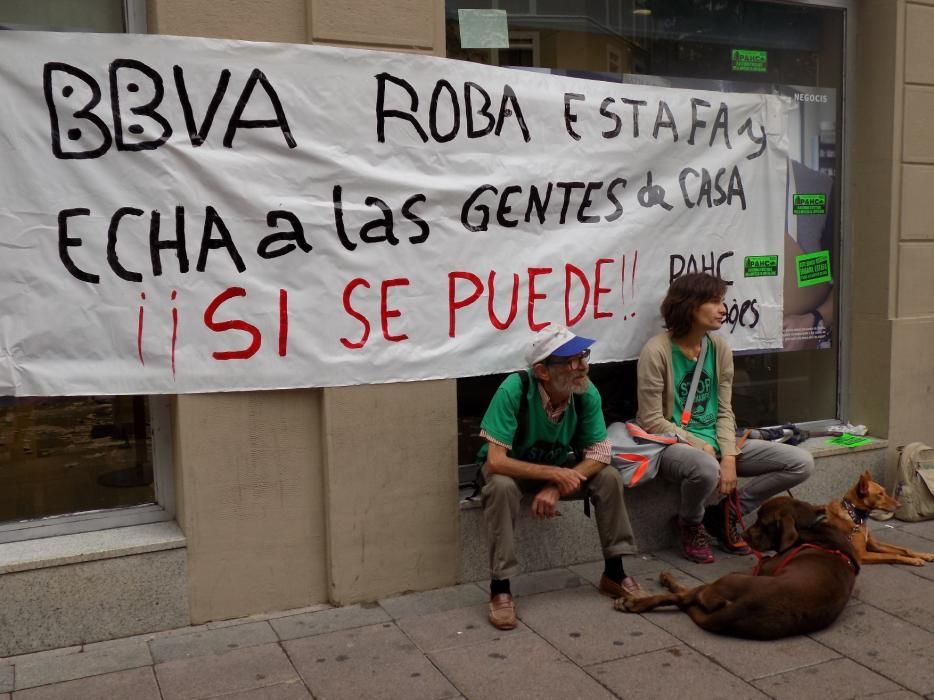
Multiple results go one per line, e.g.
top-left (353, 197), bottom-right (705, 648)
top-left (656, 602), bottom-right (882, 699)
top-left (480, 465), bottom-right (638, 580)
top-left (657, 439), bottom-right (814, 524)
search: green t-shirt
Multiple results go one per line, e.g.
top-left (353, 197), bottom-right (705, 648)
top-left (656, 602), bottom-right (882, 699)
top-left (476, 370), bottom-right (607, 466)
top-left (671, 339), bottom-right (719, 453)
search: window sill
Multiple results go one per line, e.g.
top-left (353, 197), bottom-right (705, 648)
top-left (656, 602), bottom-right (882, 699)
top-left (796, 435), bottom-right (888, 458)
top-left (0, 521), bottom-right (185, 575)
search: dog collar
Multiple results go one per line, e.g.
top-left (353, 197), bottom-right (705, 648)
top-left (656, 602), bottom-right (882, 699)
top-left (842, 498), bottom-right (869, 527)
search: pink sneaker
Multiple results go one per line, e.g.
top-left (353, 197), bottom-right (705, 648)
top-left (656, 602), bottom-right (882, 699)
top-left (678, 518), bottom-right (715, 564)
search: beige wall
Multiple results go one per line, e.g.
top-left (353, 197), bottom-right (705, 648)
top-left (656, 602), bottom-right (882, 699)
top-left (152, 0), bottom-right (458, 621)
top-left (891, 0), bottom-right (934, 447)
top-left (322, 381), bottom-right (459, 604)
top-left (849, 0), bottom-right (934, 449)
top-left (173, 391), bottom-right (328, 623)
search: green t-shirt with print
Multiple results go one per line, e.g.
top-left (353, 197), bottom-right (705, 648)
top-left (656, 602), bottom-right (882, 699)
top-left (476, 370), bottom-right (607, 466)
top-left (671, 339), bottom-right (719, 453)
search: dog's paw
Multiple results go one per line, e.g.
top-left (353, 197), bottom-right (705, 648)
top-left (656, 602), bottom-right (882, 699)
top-left (906, 557), bottom-right (926, 566)
top-left (919, 552), bottom-right (934, 562)
top-left (659, 571), bottom-right (679, 591)
top-left (613, 597), bottom-right (634, 613)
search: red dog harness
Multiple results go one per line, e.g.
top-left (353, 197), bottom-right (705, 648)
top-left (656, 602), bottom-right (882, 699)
top-left (752, 543), bottom-right (859, 576)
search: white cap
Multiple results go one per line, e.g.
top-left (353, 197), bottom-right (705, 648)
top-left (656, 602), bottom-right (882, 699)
top-left (525, 325), bottom-right (596, 366)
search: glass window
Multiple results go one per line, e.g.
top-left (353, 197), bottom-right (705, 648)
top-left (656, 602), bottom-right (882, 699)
top-left (0, 0), bottom-right (126, 32)
top-left (447, 0), bottom-right (847, 468)
top-left (0, 1), bottom-right (167, 540)
top-left (0, 397), bottom-right (155, 522)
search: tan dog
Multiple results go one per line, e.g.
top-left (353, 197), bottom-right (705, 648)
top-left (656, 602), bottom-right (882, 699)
top-left (616, 497), bottom-right (858, 640)
top-left (824, 471), bottom-right (934, 566)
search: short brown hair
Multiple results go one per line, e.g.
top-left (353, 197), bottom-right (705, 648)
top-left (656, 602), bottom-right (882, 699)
top-left (660, 273), bottom-right (728, 337)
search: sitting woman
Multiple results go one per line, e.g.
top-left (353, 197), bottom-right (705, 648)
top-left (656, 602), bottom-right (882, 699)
top-left (636, 272), bottom-right (814, 563)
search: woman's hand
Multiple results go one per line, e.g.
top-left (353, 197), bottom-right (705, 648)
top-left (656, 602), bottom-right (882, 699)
top-left (718, 455), bottom-right (737, 495)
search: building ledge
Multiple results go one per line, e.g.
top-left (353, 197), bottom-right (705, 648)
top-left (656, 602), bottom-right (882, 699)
top-left (797, 435), bottom-right (888, 459)
top-left (0, 521), bottom-right (186, 575)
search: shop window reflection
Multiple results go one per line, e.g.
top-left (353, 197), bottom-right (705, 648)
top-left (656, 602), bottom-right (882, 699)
top-left (446, 0), bottom-right (845, 467)
top-left (0, 396), bottom-right (154, 523)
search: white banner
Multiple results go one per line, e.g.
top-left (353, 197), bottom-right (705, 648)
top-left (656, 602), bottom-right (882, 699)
top-left (0, 31), bottom-right (790, 396)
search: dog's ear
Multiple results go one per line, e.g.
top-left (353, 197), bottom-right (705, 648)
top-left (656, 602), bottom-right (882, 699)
top-left (857, 472), bottom-right (872, 498)
top-left (792, 500), bottom-right (824, 529)
top-left (780, 513), bottom-right (799, 551)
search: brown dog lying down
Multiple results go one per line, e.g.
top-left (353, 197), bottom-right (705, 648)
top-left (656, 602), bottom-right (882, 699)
top-left (616, 497), bottom-right (859, 640)
top-left (824, 471), bottom-right (934, 566)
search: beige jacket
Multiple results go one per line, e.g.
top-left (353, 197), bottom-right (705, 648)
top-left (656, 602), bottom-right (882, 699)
top-left (636, 332), bottom-right (738, 457)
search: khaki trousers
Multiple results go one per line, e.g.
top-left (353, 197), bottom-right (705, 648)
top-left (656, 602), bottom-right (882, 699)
top-left (480, 465), bottom-right (637, 580)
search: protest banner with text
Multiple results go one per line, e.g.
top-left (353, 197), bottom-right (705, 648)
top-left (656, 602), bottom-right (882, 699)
top-left (0, 31), bottom-right (791, 396)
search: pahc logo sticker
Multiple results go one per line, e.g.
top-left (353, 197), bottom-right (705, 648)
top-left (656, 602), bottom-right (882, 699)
top-left (731, 49), bottom-right (767, 73)
top-left (744, 255), bottom-right (779, 278)
top-left (793, 193), bottom-right (826, 215)
top-left (795, 250), bottom-right (832, 288)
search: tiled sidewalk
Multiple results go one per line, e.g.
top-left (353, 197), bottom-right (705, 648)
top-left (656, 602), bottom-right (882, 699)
top-left (3, 519), bottom-right (934, 699)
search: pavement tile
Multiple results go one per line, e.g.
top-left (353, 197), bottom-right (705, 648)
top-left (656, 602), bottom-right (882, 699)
top-left (620, 567), bottom-right (705, 596)
top-left (378, 583), bottom-right (488, 620)
top-left (751, 657), bottom-right (903, 699)
top-left (13, 638), bottom-right (151, 690)
top-left (507, 567), bottom-right (585, 597)
top-left (588, 644), bottom-right (768, 699)
top-left (12, 667), bottom-right (159, 700)
top-left (150, 621), bottom-right (279, 663)
top-left (206, 604), bottom-right (332, 629)
top-left (269, 603), bottom-right (390, 642)
top-left (866, 524), bottom-right (934, 551)
top-left (654, 547), bottom-right (757, 583)
top-left (516, 587), bottom-right (679, 665)
top-left (568, 554), bottom-right (667, 586)
top-left (638, 604), bottom-right (839, 681)
top-left (202, 679), bottom-right (312, 699)
top-left (430, 630), bottom-right (616, 700)
top-left (0, 665), bottom-right (11, 694)
top-left (396, 603), bottom-right (528, 654)
top-left (284, 622), bottom-right (459, 700)
top-left (852, 530), bottom-right (934, 581)
top-left (155, 643), bottom-right (299, 700)
top-left (851, 565), bottom-right (934, 631)
top-left (900, 521), bottom-right (934, 543)
top-left (811, 603), bottom-right (934, 695)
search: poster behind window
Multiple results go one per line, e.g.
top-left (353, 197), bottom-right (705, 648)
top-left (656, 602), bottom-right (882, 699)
top-left (524, 67), bottom-right (837, 353)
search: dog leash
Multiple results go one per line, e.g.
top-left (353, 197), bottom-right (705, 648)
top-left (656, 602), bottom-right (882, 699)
top-left (751, 543), bottom-right (859, 576)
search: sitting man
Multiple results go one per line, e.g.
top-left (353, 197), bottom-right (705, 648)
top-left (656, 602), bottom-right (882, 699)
top-left (478, 325), bottom-right (643, 630)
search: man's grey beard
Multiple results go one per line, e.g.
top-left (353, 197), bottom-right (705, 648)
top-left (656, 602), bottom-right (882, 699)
top-left (549, 370), bottom-right (590, 395)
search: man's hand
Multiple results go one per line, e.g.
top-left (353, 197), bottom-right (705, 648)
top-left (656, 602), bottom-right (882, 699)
top-left (719, 455), bottom-right (737, 495)
top-left (532, 485), bottom-right (561, 518)
top-left (550, 466), bottom-right (586, 496)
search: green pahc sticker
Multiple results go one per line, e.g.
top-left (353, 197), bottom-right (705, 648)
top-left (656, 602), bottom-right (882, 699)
top-left (793, 193), bottom-right (827, 215)
top-left (796, 250), bottom-right (832, 288)
top-left (732, 49), bottom-right (767, 73)
top-left (744, 255), bottom-right (779, 278)
top-left (827, 434), bottom-right (874, 449)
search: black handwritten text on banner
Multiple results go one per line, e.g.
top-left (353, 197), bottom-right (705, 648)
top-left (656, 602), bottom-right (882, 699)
top-left (0, 32), bottom-right (790, 396)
